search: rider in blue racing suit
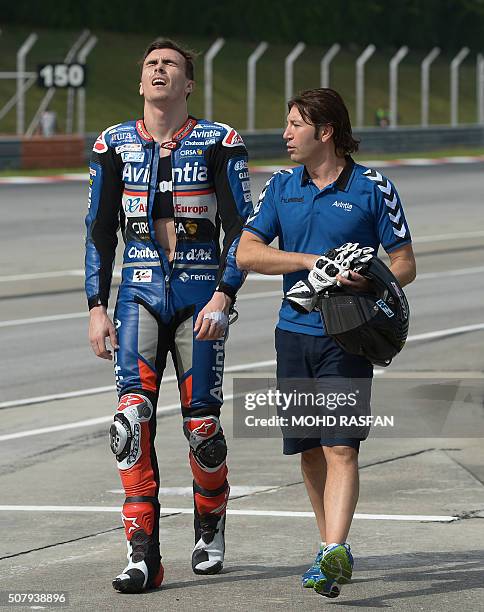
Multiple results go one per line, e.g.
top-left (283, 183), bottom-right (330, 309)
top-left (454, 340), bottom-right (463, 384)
top-left (85, 39), bottom-right (252, 593)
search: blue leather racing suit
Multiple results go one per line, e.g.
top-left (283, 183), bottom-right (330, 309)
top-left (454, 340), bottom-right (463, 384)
top-left (85, 117), bottom-right (252, 564)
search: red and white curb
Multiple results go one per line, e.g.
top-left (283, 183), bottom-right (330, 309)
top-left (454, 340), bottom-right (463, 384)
top-left (0, 173), bottom-right (87, 184)
top-left (1, 155), bottom-right (484, 184)
top-left (251, 155), bottom-right (484, 173)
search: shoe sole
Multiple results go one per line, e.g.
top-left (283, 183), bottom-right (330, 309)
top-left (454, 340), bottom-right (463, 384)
top-left (314, 583), bottom-right (340, 598)
top-left (112, 564), bottom-right (164, 593)
top-left (320, 548), bottom-right (352, 585)
top-left (193, 561), bottom-right (223, 575)
top-left (313, 575), bottom-right (341, 598)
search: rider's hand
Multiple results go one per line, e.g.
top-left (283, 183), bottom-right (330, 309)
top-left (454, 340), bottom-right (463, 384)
top-left (89, 306), bottom-right (118, 360)
top-left (194, 292), bottom-right (232, 341)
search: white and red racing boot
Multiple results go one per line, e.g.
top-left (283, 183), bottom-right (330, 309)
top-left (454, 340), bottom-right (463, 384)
top-left (112, 499), bottom-right (164, 593)
top-left (192, 509), bottom-right (226, 575)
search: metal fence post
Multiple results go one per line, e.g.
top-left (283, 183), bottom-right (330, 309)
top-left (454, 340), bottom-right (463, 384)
top-left (204, 38), bottom-right (225, 122)
top-left (421, 47), bottom-right (440, 127)
top-left (450, 47), bottom-right (469, 126)
top-left (389, 46), bottom-right (408, 128)
top-left (355, 44), bottom-right (375, 128)
top-left (246, 42), bottom-right (268, 131)
top-left (320, 43), bottom-right (340, 88)
top-left (65, 30), bottom-right (92, 133)
top-left (16, 33), bottom-right (38, 135)
top-left (476, 53), bottom-right (484, 124)
top-left (284, 42), bottom-right (305, 112)
top-left (76, 35), bottom-right (98, 135)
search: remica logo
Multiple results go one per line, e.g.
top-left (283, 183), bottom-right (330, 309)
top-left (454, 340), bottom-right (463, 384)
top-left (179, 271), bottom-right (215, 282)
top-left (332, 200), bottom-right (353, 212)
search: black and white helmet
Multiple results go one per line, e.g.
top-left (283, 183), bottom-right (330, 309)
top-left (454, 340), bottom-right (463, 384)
top-left (318, 255), bottom-right (410, 367)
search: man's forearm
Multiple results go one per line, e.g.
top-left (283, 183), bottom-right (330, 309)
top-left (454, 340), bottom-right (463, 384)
top-left (389, 259), bottom-right (416, 287)
top-left (237, 239), bottom-right (316, 275)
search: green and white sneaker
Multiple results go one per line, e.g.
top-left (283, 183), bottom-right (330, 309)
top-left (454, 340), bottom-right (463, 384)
top-left (316, 542), bottom-right (354, 593)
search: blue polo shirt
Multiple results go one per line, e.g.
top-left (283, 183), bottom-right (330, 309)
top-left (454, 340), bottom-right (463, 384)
top-left (242, 157), bottom-right (412, 336)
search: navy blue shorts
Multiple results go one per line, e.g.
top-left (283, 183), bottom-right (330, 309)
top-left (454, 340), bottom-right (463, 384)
top-left (275, 327), bottom-right (373, 455)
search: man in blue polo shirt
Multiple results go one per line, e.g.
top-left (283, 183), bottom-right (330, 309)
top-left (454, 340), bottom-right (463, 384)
top-left (236, 88), bottom-right (416, 598)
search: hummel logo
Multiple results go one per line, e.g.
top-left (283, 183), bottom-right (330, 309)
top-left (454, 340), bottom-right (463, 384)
top-left (332, 200), bottom-right (353, 212)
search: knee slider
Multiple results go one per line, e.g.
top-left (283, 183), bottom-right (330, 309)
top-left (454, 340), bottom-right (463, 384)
top-left (183, 415), bottom-right (227, 469)
top-left (197, 432), bottom-right (227, 468)
top-left (110, 393), bottom-right (154, 470)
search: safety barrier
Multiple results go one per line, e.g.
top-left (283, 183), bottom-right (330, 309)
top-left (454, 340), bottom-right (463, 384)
top-left (21, 135), bottom-right (85, 169)
top-left (242, 125), bottom-right (484, 157)
top-left (0, 137), bottom-right (22, 170)
top-left (1, 126), bottom-right (483, 170)
top-left (82, 124), bottom-right (484, 159)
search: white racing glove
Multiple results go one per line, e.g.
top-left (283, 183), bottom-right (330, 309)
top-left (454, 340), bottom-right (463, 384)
top-left (285, 243), bottom-right (374, 313)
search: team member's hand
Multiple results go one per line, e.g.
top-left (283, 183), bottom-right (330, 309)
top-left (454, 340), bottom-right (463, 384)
top-left (194, 291), bottom-right (232, 340)
top-left (336, 270), bottom-right (373, 293)
top-left (89, 306), bottom-right (119, 359)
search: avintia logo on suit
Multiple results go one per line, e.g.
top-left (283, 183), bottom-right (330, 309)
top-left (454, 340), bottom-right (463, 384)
top-left (122, 162), bottom-right (209, 184)
top-left (332, 200), bottom-right (353, 212)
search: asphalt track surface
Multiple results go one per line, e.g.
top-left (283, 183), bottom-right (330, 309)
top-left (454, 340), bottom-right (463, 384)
top-left (0, 163), bottom-right (483, 610)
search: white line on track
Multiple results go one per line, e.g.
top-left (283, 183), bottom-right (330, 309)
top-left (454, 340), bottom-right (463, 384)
top-left (416, 266), bottom-right (484, 280)
top-left (0, 358), bottom-right (280, 412)
top-left (1, 265), bottom-right (482, 329)
top-left (248, 264), bottom-right (484, 283)
top-left (0, 395), bottom-right (206, 440)
top-left (0, 505), bottom-right (457, 522)
top-left (404, 322), bottom-right (484, 342)
top-left (0, 269), bottom-right (85, 282)
top-left (237, 290), bottom-right (281, 300)
top-left (0, 322), bottom-right (482, 416)
top-left (108, 485), bottom-right (273, 496)
top-left (0, 228), bottom-right (482, 284)
top-left (0, 291), bottom-right (282, 329)
top-left (412, 229), bottom-right (484, 243)
top-left (0, 311), bottom-right (89, 328)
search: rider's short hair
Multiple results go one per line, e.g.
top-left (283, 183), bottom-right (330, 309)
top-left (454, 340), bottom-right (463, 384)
top-left (140, 39), bottom-right (196, 81)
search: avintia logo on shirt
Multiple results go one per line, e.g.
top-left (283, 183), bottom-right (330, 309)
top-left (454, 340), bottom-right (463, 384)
top-left (332, 200), bottom-right (353, 212)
